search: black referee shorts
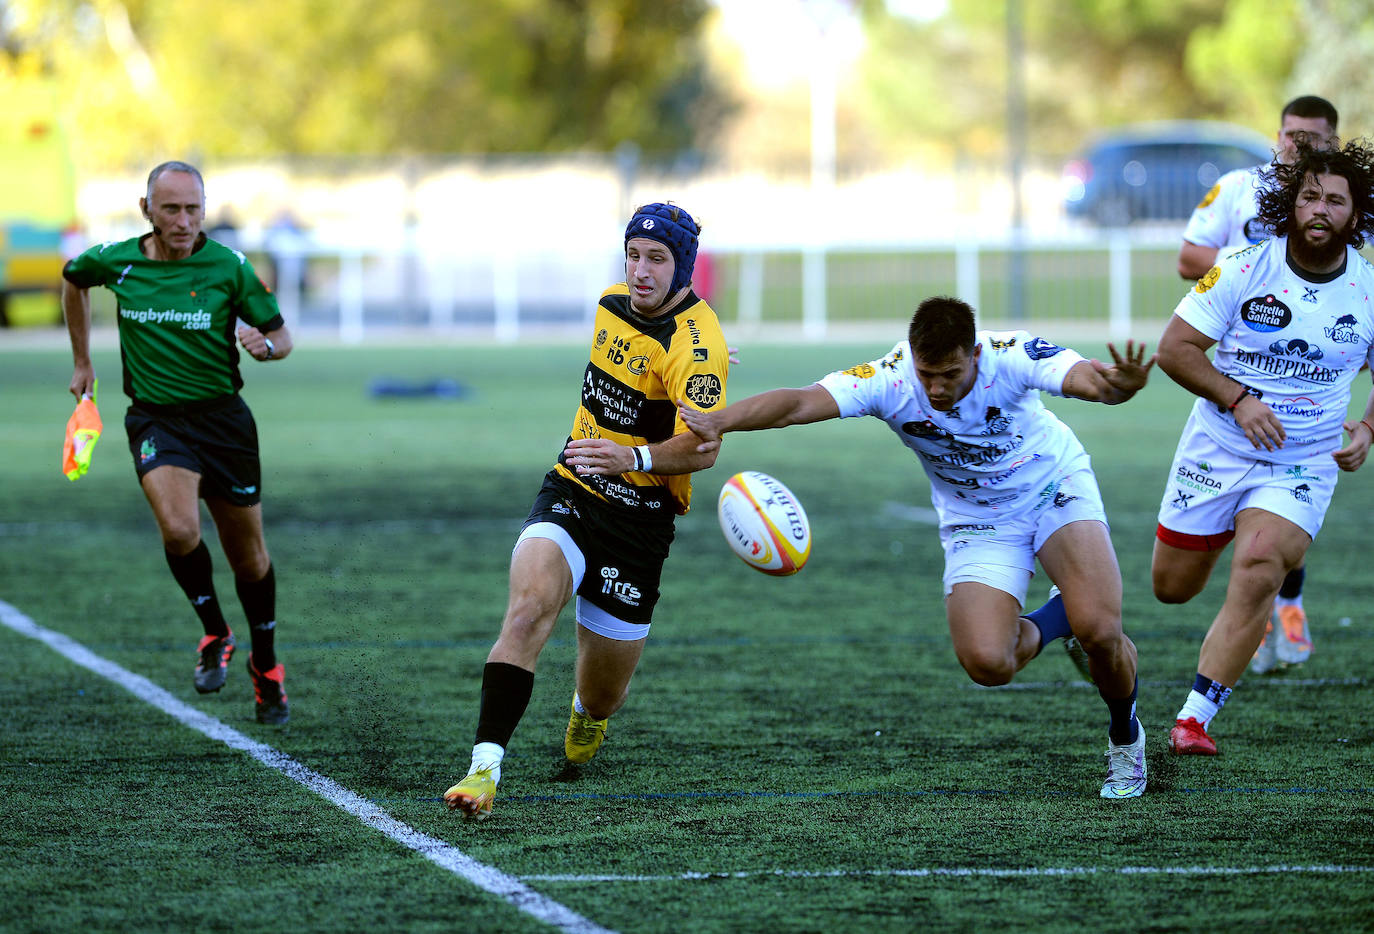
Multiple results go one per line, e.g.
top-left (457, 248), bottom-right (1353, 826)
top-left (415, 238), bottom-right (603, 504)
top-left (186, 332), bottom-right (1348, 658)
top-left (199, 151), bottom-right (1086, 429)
top-left (125, 394), bottom-right (263, 506)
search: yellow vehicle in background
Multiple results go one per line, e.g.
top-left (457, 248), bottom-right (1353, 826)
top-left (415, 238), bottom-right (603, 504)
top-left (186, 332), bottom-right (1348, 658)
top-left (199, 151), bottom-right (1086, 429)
top-left (0, 79), bottom-right (77, 327)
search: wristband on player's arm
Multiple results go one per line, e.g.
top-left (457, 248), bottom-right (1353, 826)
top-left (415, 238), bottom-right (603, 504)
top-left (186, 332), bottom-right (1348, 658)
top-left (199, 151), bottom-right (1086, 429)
top-left (1227, 385), bottom-right (1249, 411)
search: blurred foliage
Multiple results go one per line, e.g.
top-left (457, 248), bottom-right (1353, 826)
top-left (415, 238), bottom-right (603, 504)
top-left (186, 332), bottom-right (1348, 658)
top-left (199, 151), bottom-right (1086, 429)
top-left (0, 0), bottom-right (729, 169)
top-left (2, 0), bottom-right (1370, 175)
top-left (855, 0), bottom-right (1311, 164)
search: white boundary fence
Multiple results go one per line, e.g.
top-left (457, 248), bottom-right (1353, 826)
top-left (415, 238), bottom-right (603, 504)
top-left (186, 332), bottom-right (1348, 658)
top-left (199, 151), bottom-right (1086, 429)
top-left (248, 226), bottom-right (1186, 344)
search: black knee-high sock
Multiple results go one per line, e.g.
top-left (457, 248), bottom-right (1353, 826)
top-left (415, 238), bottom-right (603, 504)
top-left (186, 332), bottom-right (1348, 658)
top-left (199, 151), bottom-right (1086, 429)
top-left (235, 565), bottom-right (277, 671)
top-left (1279, 565), bottom-right (1305, 600)
top-left (1102, 677), bottom-right (1139, 746)
top-left (474, 662), bottom-right (535, 748)
top-left (165, 542), bottom-right (229, 638)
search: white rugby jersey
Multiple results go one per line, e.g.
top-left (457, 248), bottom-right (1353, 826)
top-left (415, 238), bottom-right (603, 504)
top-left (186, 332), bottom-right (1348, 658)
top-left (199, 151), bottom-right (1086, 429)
top-left (818, 331), bottom-right (1089, 518)
top-left (1174, 235), bottom-right (1374, 462)
top-left (1183, 164), bottom-right (1272, 253)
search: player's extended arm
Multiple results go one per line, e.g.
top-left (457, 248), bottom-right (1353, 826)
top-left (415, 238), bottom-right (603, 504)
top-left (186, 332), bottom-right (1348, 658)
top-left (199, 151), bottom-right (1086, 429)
top-left (1060, 339), bottom-right (1156, 405)
top-left (1177, 241), bottom-right (1219, 280)
top-left (1158, 314), bottom-right (1286, 452)
top-left (63, 279), bottom-right (95, 399)
top-left (676, 384), bottom-right (840, 453)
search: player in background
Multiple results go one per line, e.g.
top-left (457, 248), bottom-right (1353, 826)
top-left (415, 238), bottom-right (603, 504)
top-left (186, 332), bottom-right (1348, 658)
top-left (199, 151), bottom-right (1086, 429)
top-left (62, 161), bottom-right (293, 724)
top-left (444, 203), bottom-right (730, 820)
top-left (1155, 140), bottom-right (1374, 756)
top-left (679, 297), bottom-right (1155, 799)
top-left (1176, 95), bottom-right (1339, 673)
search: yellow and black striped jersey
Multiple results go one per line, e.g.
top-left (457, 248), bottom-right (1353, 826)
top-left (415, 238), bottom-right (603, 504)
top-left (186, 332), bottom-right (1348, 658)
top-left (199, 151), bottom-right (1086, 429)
top-left (554, 283), bottom-right (729, 516)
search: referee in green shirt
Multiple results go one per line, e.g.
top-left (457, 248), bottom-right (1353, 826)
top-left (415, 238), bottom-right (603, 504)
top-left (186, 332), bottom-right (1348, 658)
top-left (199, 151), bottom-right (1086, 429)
top-left (63, 161), bottom-right (294, 724)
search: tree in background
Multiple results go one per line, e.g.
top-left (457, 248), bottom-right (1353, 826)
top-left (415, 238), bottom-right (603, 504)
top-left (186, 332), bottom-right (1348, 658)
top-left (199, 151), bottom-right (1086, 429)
top-left (854, 0), bottom-right (1314, 169)
top-left (4, 0), bottom-right (1368, 178)
top-left (0, 0), bottom-right (731, 170)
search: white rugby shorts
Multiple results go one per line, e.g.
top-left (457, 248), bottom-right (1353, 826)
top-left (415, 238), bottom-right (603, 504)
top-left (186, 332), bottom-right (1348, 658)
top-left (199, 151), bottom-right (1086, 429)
top-left (938, 466), bottom-right (1108, 607)
top-left (1155, 417), bottom-right (1335, 543)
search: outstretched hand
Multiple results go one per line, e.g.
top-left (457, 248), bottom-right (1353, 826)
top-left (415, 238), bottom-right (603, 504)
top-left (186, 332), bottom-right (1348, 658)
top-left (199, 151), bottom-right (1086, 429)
top-left (677, 399), bottom-right (723, 454)
top-left (1090, 339), bottom-right (1157, 397)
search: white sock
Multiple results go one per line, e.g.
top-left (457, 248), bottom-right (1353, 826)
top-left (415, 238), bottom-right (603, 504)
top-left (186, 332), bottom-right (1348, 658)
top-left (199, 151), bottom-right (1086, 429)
top-left (1275, 595), bottom-right (1302, 609)
top-left (573, 692), bottom-right (587, 715)
top-left (1176, 690), bottom-right (1221, 728)
top-left (470, 741), bottom-right (504, 785)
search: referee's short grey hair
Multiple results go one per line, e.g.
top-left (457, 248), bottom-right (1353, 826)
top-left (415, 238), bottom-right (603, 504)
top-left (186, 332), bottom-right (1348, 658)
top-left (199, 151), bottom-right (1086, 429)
top-left (145, 161), bottom-right (205, 203)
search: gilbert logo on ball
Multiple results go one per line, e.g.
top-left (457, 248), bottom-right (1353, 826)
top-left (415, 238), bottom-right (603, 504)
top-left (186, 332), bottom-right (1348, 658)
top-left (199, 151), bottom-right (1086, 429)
top-left (717, 471), bottom-right (811, 576)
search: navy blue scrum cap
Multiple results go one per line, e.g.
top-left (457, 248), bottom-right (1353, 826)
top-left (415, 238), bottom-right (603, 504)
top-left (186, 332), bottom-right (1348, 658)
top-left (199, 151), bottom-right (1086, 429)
top-left (624, 202), bottom-right (699, 296)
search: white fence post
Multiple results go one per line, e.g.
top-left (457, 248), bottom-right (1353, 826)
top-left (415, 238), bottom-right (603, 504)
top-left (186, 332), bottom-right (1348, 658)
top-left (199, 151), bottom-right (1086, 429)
top-left (339, 249), bottom-right (364, 344)
top-left (493, 251), bottom-right (519, 343)
top-left (737, 251), bottom-right (763, 329)
top-left (802, 246), bottom-right (826, 339)
top-left (1108, 231), bottom-right (1131, 339)
top-left (956, 242), bottom-right (980, 311)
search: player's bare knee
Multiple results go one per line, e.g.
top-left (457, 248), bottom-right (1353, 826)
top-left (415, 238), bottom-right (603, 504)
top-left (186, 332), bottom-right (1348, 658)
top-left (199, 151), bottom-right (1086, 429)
top-left (1072, 624), bottom-right (1124, 659)
top-left (497, 598), bottom-right (561, 650)
top-left (160, 525), bottom-right (201, 555)
top-left (957, 649), bottom-right (1016, 686)
top-left (1152, 571), bottom-right (1199, 604)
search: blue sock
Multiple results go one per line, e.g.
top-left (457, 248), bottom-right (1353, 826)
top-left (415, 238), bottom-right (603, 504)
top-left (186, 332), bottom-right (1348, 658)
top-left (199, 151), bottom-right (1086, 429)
top-left (1024, 592), bottom-right (1071, 656)
top-left (1102, 677), bottom-right (1139, 745)
top-left (1192, 672), bottom-right (1232, 705)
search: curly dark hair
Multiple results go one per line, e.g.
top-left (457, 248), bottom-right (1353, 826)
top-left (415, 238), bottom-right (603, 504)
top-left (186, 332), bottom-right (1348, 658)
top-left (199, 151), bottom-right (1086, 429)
top-left (908, 296), bottom-right (977, 362)
top-left (1256, 138), bottom-right (1374, 249)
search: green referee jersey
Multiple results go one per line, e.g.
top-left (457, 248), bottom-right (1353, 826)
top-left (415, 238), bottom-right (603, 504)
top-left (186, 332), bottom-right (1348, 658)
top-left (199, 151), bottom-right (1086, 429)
top-left (63, 234), bottom-right (284, 405)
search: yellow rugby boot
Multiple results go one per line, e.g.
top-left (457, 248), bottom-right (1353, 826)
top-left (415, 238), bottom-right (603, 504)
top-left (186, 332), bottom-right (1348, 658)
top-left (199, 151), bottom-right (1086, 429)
top-left (444, 768), bottom-right (497, 820)
top-left (564, 696), bottom-right (608, 764)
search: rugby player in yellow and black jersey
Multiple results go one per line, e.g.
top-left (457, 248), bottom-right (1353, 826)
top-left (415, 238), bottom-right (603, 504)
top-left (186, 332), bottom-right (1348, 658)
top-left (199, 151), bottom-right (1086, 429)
top-left (445, 203), bottom-right (729, 820)
top-left (62, 161), bottom-right (293, 725)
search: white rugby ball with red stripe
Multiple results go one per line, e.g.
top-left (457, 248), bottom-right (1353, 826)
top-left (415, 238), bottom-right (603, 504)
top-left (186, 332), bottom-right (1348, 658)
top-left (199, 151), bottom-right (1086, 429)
top-left (717, 471), bottom-right (811, 576)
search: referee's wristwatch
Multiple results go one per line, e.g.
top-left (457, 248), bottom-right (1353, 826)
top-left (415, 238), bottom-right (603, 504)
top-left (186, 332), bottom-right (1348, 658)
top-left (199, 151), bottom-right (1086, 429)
top-left (263, 337), bottom-right (276, 360)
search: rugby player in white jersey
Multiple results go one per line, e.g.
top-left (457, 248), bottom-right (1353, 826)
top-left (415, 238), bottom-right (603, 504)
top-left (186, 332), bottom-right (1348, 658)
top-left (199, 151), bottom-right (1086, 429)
top-left (1155, 140), bottom-right (1374, 756)
top-left (1176, 96), bottom-right (1339, 672)
top-left (679, 296), bottom-right (1156, 799)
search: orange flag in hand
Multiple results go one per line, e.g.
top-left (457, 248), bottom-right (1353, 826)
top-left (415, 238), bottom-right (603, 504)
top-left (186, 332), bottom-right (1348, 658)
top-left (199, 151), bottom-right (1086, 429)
top-left (63, 381), bottom-right (103, 481)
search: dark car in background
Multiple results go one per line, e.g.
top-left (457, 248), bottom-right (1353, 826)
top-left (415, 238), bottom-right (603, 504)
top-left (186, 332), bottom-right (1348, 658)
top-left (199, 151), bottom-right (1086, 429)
top-left (1062, 121), bottom-right (1275, 226)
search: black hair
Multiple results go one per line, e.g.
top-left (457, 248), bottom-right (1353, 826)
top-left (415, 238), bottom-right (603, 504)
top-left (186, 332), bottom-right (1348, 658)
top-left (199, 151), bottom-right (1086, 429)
top-left (1281, 95), bottom-right (1338, 130)
top-left (1256, 138), bottom-right (1374, 249)
top-left (908, 296), bottom-right (977, 362)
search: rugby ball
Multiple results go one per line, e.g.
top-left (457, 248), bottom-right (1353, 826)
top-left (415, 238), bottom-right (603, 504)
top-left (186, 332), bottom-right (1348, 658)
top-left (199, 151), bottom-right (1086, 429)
top-left (717, 471), bottom-right (811, 576)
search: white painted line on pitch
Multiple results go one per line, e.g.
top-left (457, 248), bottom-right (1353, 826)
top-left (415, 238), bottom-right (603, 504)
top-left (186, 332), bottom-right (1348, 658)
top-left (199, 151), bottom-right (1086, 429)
top-left (0, 600), bottom-right (617, 934)
top-left (521, 863), bottom-right (1374, 883)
